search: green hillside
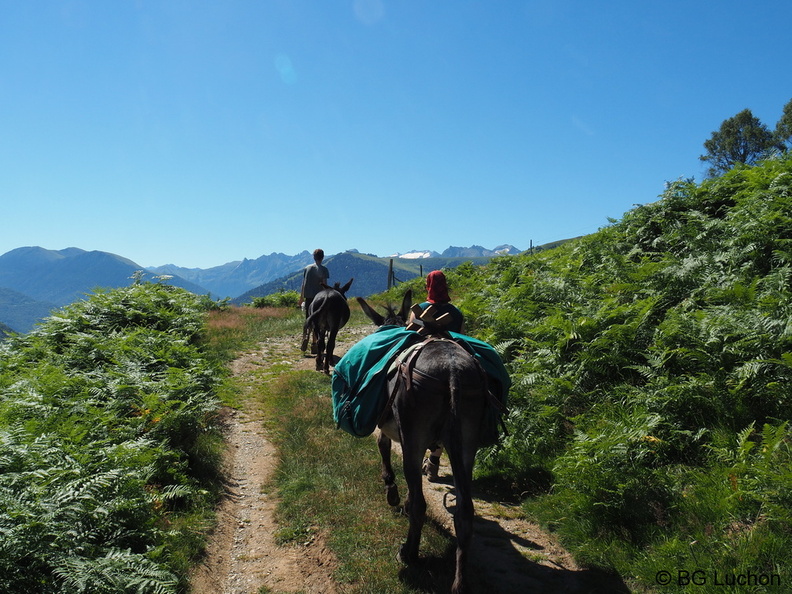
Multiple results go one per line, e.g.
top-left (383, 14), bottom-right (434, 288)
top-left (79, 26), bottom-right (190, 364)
top-left (4, 155), bottom-right (790, 591)
top-left (0, 287), bottom-right (57, 334)
top-left (0, 283), bottom-right (224, 592)
top-left (0, 321), bottom-right (15, 341)
top-left (386, 156), bottom-right (791, 589)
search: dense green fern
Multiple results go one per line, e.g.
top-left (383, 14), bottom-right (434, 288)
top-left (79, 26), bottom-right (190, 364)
top-left (0, 283), bottom-right (224, 593)
top-left (433, 155), bottom-right (792, 589)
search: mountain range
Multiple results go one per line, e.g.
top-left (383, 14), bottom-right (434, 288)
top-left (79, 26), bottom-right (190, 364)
top-left (231, 250), bottom-right (498, 304)
top-left (0, 243), bottom-right (531, 334)
top-left (0, 247), bottom-right (204, 334)
top-left (148, 251), bottom-right (315, 298)
top-left (388, 244), bottom-right (521, 259)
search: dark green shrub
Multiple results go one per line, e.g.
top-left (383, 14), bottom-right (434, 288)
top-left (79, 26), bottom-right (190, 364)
top-left (0, 282), bottom-right (224, 592)
top-left (460, 155), bottom-right (792, 588)
top-left (250, 290), bottom-right (300, 308)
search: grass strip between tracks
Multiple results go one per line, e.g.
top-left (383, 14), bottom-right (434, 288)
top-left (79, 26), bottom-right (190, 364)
top-left (257, 367), bottom-right (459, 592)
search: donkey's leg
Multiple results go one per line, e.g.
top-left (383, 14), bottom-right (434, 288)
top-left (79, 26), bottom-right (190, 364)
top-left (315, 331), bottom-right (325, 371)
top-left (323, 327), bottom-right (339, 374)
top-left (398, 438), bottom-right (427, 564)
top-left (301, 322), bottom-right (310, 352)
top-left (377, 431), bottom-right (399, 507)
top-left (446, 445), bottom-right (475, 594)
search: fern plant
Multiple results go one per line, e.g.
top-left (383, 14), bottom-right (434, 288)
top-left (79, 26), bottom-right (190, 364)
top-left (467, 154), bottom-right (792, 588)
top-left (0, 282), bottom-right (225, 592)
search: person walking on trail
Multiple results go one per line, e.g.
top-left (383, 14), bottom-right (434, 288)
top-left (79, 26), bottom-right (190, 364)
top-left (300, 248), bottom-right (330, 317)
top-left (300, 249), bottom-right (330, 353)
top-left (408, 269), bottom-right (464, 481)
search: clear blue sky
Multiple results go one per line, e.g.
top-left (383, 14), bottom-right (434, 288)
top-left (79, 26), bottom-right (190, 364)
top-left (2, 1), bottom-right (790, 268)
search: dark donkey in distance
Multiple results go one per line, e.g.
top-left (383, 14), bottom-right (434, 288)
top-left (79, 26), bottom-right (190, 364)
top-left (356, 290), bottom-right (490, 594)
top-left (302, 278), bottom-right (354, 373)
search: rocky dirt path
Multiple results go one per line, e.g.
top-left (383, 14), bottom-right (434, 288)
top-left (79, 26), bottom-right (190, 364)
top-left (189, 324), bottom-right (626, 594)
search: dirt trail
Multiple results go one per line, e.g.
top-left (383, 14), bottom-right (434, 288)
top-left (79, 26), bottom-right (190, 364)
top-left (189, 325), bottom-right (626, 594)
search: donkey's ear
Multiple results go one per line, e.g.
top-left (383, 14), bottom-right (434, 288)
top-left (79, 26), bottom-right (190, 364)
top-left (356, 296), bottom-right (384, 326)
top-left (339, 278), bottom-right (354, 295)
top-left (399, 290), bottom-right (413, 321)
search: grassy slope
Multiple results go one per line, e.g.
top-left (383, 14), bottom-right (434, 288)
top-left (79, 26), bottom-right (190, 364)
top-left (440, 158), bottom-right (792, 590)
top-left (372, 156), bottom-right (792, 591)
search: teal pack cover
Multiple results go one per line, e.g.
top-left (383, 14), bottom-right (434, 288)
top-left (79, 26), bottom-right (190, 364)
top-left (331, 327), bottom-right (510, 439)
top-left (331, 326), bottom-right (419, 437)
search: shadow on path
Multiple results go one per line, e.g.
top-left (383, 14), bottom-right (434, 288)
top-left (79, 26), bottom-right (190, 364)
top-left (398, 514), bottom-right (629, 593)
top-left (398, 478), bottom-right (631, 594)
top-left (468, 515), bottom-right (630, 593)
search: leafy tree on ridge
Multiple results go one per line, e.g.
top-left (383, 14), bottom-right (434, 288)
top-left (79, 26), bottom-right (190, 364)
top-left (699, 108), bottom-right (779, 177)
top-left (775, 97), bottom-right (792, 151)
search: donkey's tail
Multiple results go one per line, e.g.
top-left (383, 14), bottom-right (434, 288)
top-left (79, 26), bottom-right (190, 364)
top-left (447, 345), bottom-right (463, 417)
top-left (446, 343), bottom-right (476, 447)
top-left (303, 300), bottom-right (326, 329)
top-left (445, 352), bottom-right (481, 484)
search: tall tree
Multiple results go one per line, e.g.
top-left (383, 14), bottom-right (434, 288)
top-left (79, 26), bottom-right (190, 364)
top-left (699, 108), bottom-right (778, 177)
top-left (775, 98), bottom-right (792, 151)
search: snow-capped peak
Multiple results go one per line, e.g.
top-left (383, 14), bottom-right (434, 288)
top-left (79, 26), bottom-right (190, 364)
top-left (387, 250), bottom-right (441, 259)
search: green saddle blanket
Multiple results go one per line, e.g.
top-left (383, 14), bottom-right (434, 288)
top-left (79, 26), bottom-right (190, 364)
top-left (331, 326), bottom-right (510, 440)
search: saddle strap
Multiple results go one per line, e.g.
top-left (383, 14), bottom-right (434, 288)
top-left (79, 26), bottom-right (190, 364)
top-left (376, 337), bottom-right (434, 427)
top-left (377, 335), bottom-right (509, 432)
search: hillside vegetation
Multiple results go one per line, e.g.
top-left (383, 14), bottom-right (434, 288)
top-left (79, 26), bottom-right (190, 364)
top-left (0, 281), bottom-right (224, 593)
top-left (3, 155), bottom-right (790, 591)
top-left (388, 156), bottom-right (791, 589)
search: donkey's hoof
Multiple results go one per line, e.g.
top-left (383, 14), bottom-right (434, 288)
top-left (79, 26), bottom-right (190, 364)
top-left (422, 457), bottom-right (440, 482)
top-left (398, 544), bottom-right (417, 565)
top-left (385, 484), bottom-right (400, 507)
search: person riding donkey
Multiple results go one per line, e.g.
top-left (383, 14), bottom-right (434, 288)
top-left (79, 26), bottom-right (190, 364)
top-left (408, 270), bottom-right (464, 481)
top-left (334, 280), bottom-right (510, 594)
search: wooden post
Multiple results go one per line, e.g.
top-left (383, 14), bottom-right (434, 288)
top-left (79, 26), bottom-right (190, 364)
top-left (388, 258), bottom-right (394, 289)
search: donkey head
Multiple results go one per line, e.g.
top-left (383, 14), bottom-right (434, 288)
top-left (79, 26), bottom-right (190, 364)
top-left (356, 290), bottom-right (412, 327)
top-left (321, 278), bottom-right (354, 296)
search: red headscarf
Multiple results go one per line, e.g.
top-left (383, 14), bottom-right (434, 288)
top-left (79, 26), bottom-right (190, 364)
top-left (426, 270), bottom-right (451, 304)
